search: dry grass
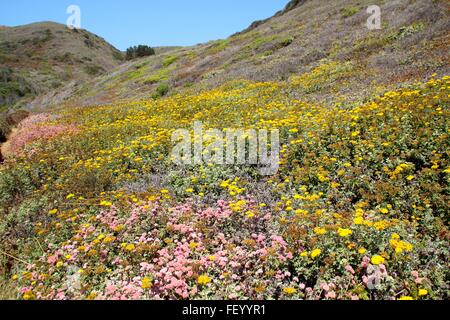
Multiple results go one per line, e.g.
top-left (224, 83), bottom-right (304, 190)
top-left (0, 21), bottom-right (123, 108)
top-left (30, 0), bottom-right (449, 110)
top-left (0, 278), bottom-right (18, 300)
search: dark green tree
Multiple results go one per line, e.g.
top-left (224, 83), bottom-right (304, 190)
top-left (125, 45), bottom-right (155, 60)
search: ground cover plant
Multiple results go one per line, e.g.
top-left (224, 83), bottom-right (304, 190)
top-left (0, 73), bottom-right (448, 300)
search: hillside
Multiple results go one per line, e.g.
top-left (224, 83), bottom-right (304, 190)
top-left (28, 0), bottom-right (450, 109)
top-left (0, 0), bottom-right (449, 301)
top-left (0, 22), bottom-right (123, 109)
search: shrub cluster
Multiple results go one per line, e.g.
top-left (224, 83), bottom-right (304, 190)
top-left (0, 73), bottom-right (448, 300)
top-left (125, 45), bottom-right (155, 60)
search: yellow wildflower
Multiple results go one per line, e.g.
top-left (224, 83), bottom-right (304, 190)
top-left (371, 255), bottom-right (385, 265)
top-left (337, 228), bottom-right (353, 237)
top-left (23, 290), bottom-right (36, 300)
top-left (197, 274), bottom-right (212, 285)
top-left (311, 249), bottom-right (321, 259)
top-left (283, 287), bottom-right (297, 295)
top-left (354, 217), bottom-right (364, 225)
top-left (100, 200), bottom-right (112, 207)
top-left (314, 227), bottom-right (327, 235)
top-left (245, 211), bottom-right (255, 219)
top-left (142, 277), bottom-right (152, 289)
top-left (418, 289), bottom-right (428, 297)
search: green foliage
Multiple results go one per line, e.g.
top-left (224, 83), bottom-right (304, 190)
top-left (162, 55), bottom-right (178, 67)
top-left (84, 64), bottom-right (105, 76)
top-left (0, 82), bottom-right (31, 102)
top-left (0, 68), bottom-right (32, 106)
top-left (125, 45), bottom-right (155, 60)
top-left (341, 6), bottom-right (359, 18)
top-left (388, 23), bottom-right (426, 41)
top-left (0, 167), bottom-right (35, 210)
top-left (152, 83), bottom-right (169, 99)
top-left (142, 65), bottom-right (176, 85)
top-left (353, 35), bottom-right (393, 54)
top-left (290, 60), bottom-right (355, 93)
top-left (207, 39), bottom-right (230, 54)
top-left (250, 35), bottom-right (278, 50)
top-left (278, 37), bottom-right (294, 48)
top-left (0, 75), bottom-right (448, 300)
top-left (111, 50), bottom-right (124, 61)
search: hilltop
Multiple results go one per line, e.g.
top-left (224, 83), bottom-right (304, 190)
top-left (0, 22), bottom-right (123, 109)
top-left (27, 0), bottom-right (450, 109)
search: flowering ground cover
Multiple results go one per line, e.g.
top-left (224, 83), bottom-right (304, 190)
top-left (0, 72), bottom-right (448, 300)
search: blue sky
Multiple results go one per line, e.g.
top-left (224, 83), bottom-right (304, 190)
top-left (0, 0), bottom-right (289, 50)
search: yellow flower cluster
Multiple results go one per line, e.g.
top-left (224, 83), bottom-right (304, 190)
top-left (197, 274), bottom-right (212, 285)
top-left (389, 234), bottom-right (413, 253)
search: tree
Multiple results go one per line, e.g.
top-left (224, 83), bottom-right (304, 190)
top-left (125, 45), bottom-right (155, 60)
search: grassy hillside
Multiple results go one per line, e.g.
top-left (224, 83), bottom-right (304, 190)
top-left (28, 0), bottom-right (449, 109)
top-left (0, 0), bottom-right (449, 301)
top-left (0, 72), bottom-right (448, 300)
top-left (0, 22), bottom-right (123, 109)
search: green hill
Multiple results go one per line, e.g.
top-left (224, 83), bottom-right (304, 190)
top-left (27, 0), bottom-right (449, 109)
top-left (0, 0), bottom-right (449, 301)
top-left (0, 22), bottom-right (123, 109)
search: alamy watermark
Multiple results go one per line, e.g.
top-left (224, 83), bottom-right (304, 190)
top-left (171, 122), bottom-right (280, 176)
top-left (66, 5), bottom-right (81, 30)
top-left (367, 5), bottom-right (381, 30)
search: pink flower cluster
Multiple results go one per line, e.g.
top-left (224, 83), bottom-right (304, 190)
top-left (7, 115), bottom-right (77, 156)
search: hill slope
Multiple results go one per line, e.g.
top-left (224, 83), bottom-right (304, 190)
top-left (28, 0), bottom-right (449, 109)
top-left (1, 74), bottom-right (449, 300)
top-left (0, 22), bottom-right (123, 109)
top-left (0, 0), bottom-right (449, 301)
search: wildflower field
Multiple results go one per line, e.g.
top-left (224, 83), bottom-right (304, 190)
top-left (0, 73), bottom-right (449, 300)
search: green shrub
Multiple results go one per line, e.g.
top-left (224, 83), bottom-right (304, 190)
top-left (0, 67), bottom-right (32, 105)
top-left (341, 6), bottom-right (359, 18)
top-left (152, 83), bottom-right (169, 99)
top-left (207, 39), bottom-right (230, 54)
top-left (142, 65), bottom-right (175, 85)
top-left (84, 64), bottom-right (105, 76)
top-left (125, 45), bottom-right (155, 60)
top-left (278, 37), bottom-right (294, 48)
top-left (162, 55), bottom-right (178, 67)
top-left (0, 171), bottom-right (15, 207)
top-left (388, 23), bottom-right (426, 41)
top-left (250, 35), bottom-right (278, 50)
top-left (112, 50), bottom-right (124, 61)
